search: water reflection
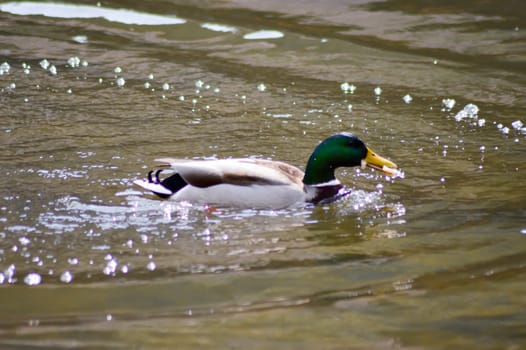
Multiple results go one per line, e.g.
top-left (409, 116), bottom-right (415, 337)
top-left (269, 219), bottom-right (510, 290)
top-left (0, 1), bottom-right (186, 25)
top-left (0, 185), bottom-right (404, 287)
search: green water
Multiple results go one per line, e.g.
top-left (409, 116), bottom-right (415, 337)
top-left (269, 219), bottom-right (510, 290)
top-left (0, 0), bottom-right (525, 348)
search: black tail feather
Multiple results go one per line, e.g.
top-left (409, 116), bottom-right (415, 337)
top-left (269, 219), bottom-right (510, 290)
top-left (143, 169), bottom-right (188, 199)
top-left (160, 172), bottom-right (187, 195)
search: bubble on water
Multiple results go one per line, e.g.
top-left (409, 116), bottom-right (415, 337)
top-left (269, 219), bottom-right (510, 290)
top-left (116, 77), bottom-right (125, 87)
top-left (213, 87), bottom-right (220, 93)
top-left (144, 82), bottom-right (151, 89)
top-left (500, 126), bottom-right (510, 135)
top-left (39, 59), bottom-right (50, 70)
top-left (67, 257), bottom-right (79, 265)
top-left (178, 95), bottom-right (185, 101)
top-left (67, 88), bottom-right (72, 94)
top-left (81, 60), bottom-right (88, 67)
top-left (511, 120), bottom-right (523, 130)
top-left (257, 83), bottom-right (266, 92)
top-left (347, 104), bottom-right (353, 112)
top-left (403, 94), bottom-right (412, 103)
top-left (49, 65), bottom-right (57, 75)
top-left (0, 273), bottom-right (4, 284)
top-left (24, 272), bottom-right (42, 286)
top-left (8, 83), bottom-right (16, 89)
top-left (479, 145), bottom-right (486, 152)
top-left (114, 66), bottom-right (122, 74)
top-left (520, 228), bottom-right (526, 235)
top-left (477, 118), bottom-right (486, 127)
top-left (162, 82), bottom-right (170, 91)
top-left (454, 103), bottom-right (478, 121)
top-left (0, 61), bottom-right (11, 75)
top-left (106, 314), bottom-right (113, 321)
top-left (442, 98), bottom-right (456, 110)
top-left (374, 87), bottom-right (382, 96)
top-left (60, 270), bottom-right (73, 283)
top-left (140, 234), bottom-right (149, 243)
top-left (195, 80), bottom-right (204, 88)
top-left (121, 265), bottom-right (129, 274)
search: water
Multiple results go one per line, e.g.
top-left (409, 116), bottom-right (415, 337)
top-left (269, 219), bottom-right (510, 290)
top-left (1, 0), bottom-right (525, 349)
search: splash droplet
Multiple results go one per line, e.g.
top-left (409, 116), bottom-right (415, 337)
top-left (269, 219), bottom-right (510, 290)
top-left (39, 59), bottom-right (50, 70)
top-left (24, 272), bottom-right (42, 286)
top-left (116, 77), bottom-right (125, 87)
top-left (146, 261), bottom-right (156, 271)
top-left (60, 270), bottom-right (73, 283)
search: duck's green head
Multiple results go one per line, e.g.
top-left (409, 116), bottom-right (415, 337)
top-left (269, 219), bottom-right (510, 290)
top-left (303, 132), bottom-right (397, 185)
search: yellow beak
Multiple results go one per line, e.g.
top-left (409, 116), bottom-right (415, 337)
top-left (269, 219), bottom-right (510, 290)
top-left (364, 147), bottom-right (398, 176)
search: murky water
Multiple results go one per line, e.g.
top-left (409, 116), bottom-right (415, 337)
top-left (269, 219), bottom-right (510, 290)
top-left (1, 0), bottom-right (525, 348)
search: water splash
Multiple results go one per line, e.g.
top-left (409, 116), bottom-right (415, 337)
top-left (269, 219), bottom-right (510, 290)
top-left (454, 103), bottom-right (479, 121)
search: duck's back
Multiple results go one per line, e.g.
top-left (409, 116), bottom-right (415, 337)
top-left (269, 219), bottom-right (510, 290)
top-left (159, 158), bottom-right (307, 208)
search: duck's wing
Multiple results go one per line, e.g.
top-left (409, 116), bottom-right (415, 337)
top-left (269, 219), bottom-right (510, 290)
top-left (155, 158), bottom-right (304, 188)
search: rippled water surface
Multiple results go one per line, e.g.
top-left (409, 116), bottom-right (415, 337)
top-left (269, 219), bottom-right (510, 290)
top-left (1, 0), bottom-right (525, 349)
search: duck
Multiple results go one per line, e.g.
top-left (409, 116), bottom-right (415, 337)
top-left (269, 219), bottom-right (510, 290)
top-left (133, 132), bottom-right (398, 209)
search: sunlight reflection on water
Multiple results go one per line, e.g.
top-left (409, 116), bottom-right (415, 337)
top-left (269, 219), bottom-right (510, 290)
top-left (0, 1), bottom-right (186, 25)
top-left (0, 186), bottom-right (406, 287)
top-left (1, 1), bottom-right (525, 346)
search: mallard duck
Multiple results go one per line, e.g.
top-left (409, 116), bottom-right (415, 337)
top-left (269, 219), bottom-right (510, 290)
top-left (134, 132), bottom-right (398, 209)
